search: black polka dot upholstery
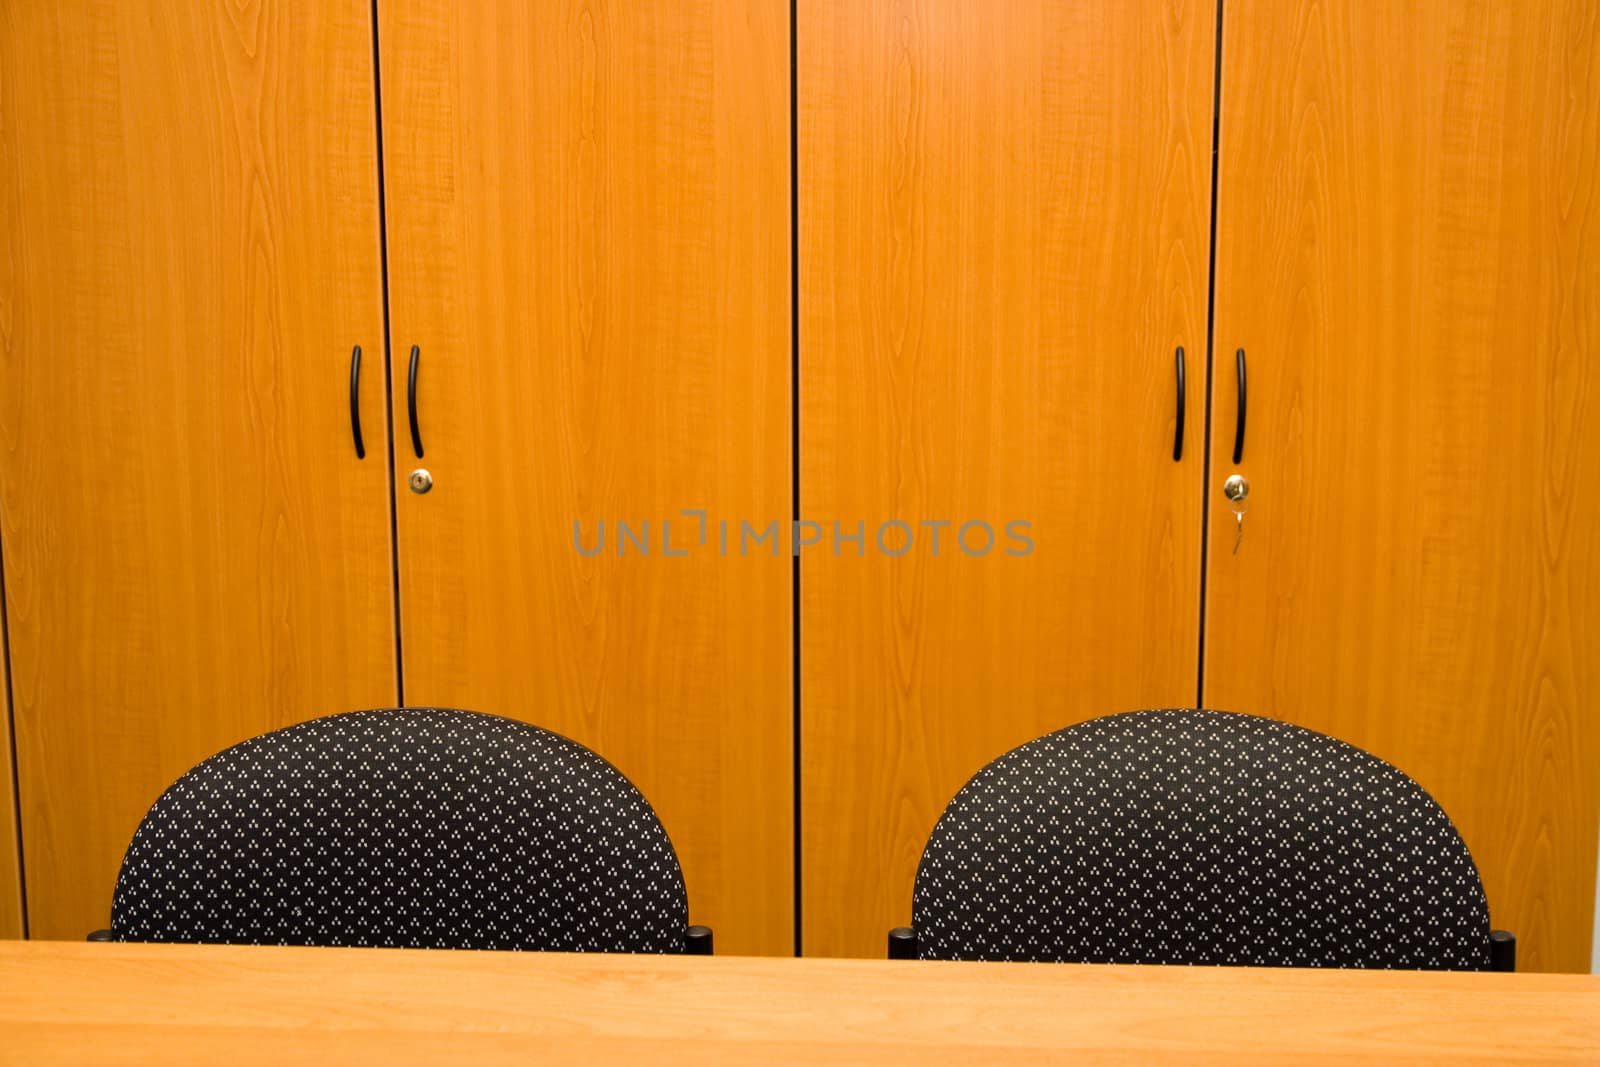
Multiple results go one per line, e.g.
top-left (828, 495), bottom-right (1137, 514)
top-left (111, 708), bottom-right (689, 952)
top-left (912, 709), bottom-right (1493, 969)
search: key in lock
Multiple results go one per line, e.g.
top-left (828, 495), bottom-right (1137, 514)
top-left (1223, 474), bottom-right (1249, 554)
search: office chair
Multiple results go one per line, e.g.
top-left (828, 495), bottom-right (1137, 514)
top-left (94, 707), bottom-right (711, 954)
top-left (889, 709), bottom-right (1514, 971)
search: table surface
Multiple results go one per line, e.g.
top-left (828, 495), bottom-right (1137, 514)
top-left (2, 941), bottom-right (1597, 1065)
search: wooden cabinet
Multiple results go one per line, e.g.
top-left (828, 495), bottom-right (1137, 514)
top-left (0, 0), bottom-right (792, 951)
top-left (1204, 0), bottom-right (1600, 974)
top-left (798, 0), bottom-right (1215, 958)
top-left (376, 1), bottom-right (793, 956)
top-left (1, 0), bottom-right (1595, 970)
top-left (798, 0), bottom-right (1599, 967)
top-left (0, 2), bottom-right (398, 938)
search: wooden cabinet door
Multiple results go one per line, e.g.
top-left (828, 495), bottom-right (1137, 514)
top-left (1206, 0), bottom-right (1600, 972)
top-left (0, 3), bottom-right (397, 938)
top-left (377, 2), bottom-right (792, 955)
top-left (800, 0), bottom-right (1215, 957)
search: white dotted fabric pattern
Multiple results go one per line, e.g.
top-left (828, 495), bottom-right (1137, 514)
top-left (912, 709), bottom-right (1492, 969)
top-left (111, 708), bottom-right (689, 952)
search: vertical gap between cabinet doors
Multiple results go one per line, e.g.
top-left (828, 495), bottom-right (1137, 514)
top-left (369, 0), bottom-right (406, 708)
top-left (1195, 0), bottom-right (1226, 711)
top-left (0, 523), bottom-right (29, 936)
top-left (789, 0), bottom-right (804, 959)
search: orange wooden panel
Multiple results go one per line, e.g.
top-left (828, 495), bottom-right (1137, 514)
top-left (800, 0), bottom-right (1214, 956)
top-left (1206, 0), bottom-right (1600, 972)
top-left (0, 2), bottom-right (397, 939)
top-left (378, 1), bottom-right (792, 955)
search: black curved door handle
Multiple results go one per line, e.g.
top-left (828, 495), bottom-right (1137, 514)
top-left (1232, 347), bottom-right (1247, 464)
top-left (348, 345), bottom-right (365, 459)
top-left (407, 344), bottom-right (424, 459)
top-left (1173, 346), bottom-right (1186, 462)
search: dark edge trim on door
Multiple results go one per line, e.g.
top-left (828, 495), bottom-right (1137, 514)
top-left (1195, 0), bottom-right (1227, 710)
top-left (789, 0), bottom-right (803, 960)
top-left (369, 0), bottom-right (405, 708)
top-left (0, 495), bottom-right (29, 937)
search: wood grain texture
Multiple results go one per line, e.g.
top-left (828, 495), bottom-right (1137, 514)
top-left (1206, 0), bottom-right (1600, 972)
top-left (3, 942), bottom-right (1597, 1065)
top-left (0, 1), bottom-right (397, 939)
top-left (377, 2), bottom-right (792, 955)
top-left (799, 0), bottom-right (1214, 956)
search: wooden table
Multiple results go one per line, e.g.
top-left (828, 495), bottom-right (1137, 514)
top-left (1, 941), bottom-right (1596, 1065)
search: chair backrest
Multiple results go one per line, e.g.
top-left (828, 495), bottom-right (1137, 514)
top-left (111, 707), bottom-right (689, 952)
top-left (912, 709), bottom-right (1493, 969)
